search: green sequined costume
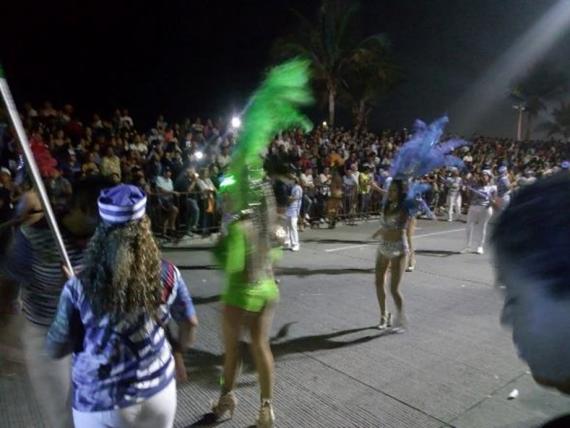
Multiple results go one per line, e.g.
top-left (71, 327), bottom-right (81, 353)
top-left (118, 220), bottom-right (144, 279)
top-left (216, 59), bottom-right (312, 312)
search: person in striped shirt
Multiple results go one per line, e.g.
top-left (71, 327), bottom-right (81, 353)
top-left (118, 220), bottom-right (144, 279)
top-left (46, 184), bottom-right (198, 428)
top-left (1, 176), bottom-right (106, 428)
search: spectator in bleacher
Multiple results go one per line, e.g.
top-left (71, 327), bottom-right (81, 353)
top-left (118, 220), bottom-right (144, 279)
top-left (175, 167), bottom-right (200, 238)
top-left (155, 168), bottom-right (179, 238)
top-left (197, 167), bottom-right (217, 236)
top-left (100, 147), bottom-right (121, 181)
top-left (216, 146), bottom-right (231, 171)
top-left (359, 165), bottom-right (372, 219)
top-left (299, 167), bottom-right (315, 229)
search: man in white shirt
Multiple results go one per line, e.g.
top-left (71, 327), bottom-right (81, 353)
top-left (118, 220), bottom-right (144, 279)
top-left (284, 175), bottom-right (303, 251)
top-left (299, 168), bottom-right (315, 228)
top-left (216, 147), bottom-right (231, 171)
top-left (446, 168), bottom-right (463, 222)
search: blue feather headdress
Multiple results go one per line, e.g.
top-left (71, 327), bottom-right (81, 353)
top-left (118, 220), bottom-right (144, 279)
top-left (389, 116), bottom-right (469, 215)
top-left (390, 116), bottom-right (468, 179)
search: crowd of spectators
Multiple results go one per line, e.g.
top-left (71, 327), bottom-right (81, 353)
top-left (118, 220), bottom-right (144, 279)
top-left (1, 102), bottom-right (570, 243)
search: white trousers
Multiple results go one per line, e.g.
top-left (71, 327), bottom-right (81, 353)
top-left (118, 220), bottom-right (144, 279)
top-left (466, 205), bottom-right (493, 249)
top-left (284, 216), bottom-right (299, 249)
top-left (21, 319), bottom-right (73, 428)
top-left (447, 192), bottom-right (462, 221)
top-left (72, 379), bottom-right (177, 428)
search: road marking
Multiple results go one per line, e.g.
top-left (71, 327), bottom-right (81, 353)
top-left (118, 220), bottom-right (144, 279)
top-left (324, 228), bottom-right (465, 253)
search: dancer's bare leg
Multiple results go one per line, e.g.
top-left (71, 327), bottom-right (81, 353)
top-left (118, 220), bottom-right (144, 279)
top-left (375, 254), bottom-right (390, 320)
top-left (221, 305), bottom-right (243, 393)
top-left (248, 305), bottom-right (275, 400)
top-left (390, 254), bottom-right (408, 329)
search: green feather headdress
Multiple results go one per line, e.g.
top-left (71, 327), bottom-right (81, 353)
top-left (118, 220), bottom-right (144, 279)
top-left (220, 58), bottom-right (313, 211)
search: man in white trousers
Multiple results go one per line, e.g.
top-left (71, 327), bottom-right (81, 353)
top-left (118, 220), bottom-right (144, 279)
top-left (284, 175), bottom-right (303, 251)
top-left (463, 170), bottom-right (497, 255)
top-left (446, 168), bottom-right (462, 222)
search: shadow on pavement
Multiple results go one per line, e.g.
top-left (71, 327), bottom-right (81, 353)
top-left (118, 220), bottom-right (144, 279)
top-left (193, 295), bottom-right (221, 305)
top-left (184, 324), bottom-right (383, 373)
top-left (276, 267), bottom-right (374, 277)
top-left (183, 324), bottom-right (384, 427)
top-left (302, 238), bottom-right (372, 245)
top-left (178, 265), bottom-right (219, 271)
top-left (414, 249), bottom-right (457, 257)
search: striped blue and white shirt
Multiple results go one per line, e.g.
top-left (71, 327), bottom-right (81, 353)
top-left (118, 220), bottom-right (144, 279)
top-left (46, 260), bottom-right (195, 412)
top-left (0, 224), bottom-right (85, 327)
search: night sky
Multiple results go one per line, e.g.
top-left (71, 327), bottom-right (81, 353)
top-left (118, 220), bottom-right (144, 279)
top-left (2, 0), bottom-right (569, 136)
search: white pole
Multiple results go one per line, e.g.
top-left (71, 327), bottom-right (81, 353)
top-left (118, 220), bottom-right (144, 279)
top-left (0, 65), bottom-right (74, 274)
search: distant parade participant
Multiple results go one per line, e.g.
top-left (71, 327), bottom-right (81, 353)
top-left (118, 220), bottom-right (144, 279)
top-left (284, 174), bottom-right (302, 251)
top-left (373, 116), bottom-right (468, 331)
top-left (211, 59), bottom-right (312, 428)
top-left (446, 167), bottom-right (463, 222)
top-left (491, 172), bottom-right (570, 426)
top-left (46, 184), bottom-right (198, 428)
top-left (496, 165), bottom-right (512, 210)
top-left (463, 170), bottom-right (497, 255)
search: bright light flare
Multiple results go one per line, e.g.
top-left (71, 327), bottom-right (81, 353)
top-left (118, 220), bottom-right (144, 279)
top-left (231, 116), bottom-right (241, 129)
top-left (195, 151), bottom-right (204, 160)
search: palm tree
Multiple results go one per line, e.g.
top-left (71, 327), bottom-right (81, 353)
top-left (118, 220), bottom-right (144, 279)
top-left (536, 102), bottom-right (570, 141)
top-left (510, 63), bottom-right (568, 139)
top-left (341, 48), bottom-right (401, 132)
top-left (273, 0), bottom-right (390, 127)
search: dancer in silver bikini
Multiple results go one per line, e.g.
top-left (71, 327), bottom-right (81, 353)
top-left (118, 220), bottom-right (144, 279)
top-left (372, 179), bottom-right (411, 332)
top-left (371, 116), bottom-right (469, 333)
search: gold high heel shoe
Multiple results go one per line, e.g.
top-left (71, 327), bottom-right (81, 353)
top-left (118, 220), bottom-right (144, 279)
top-left (212, 391), bottom-right (237, 419)
top-left (256, 399), bottom-right (275, 428)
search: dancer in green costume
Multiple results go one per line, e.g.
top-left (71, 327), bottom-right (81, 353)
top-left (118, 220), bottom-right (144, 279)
top-left (210, 59), bottom-right (312, 428)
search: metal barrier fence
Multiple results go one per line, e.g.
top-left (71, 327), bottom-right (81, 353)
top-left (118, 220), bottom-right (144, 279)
top-left (146, 186), bottom-right (473, 239)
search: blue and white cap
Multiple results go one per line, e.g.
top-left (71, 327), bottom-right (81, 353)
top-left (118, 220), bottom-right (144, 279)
top-left (561, 160), bottom-right (570, 170)
top-left (498, 166), bottom-right (507, 174)
top-left (98, 184), bottom-right (147, 224)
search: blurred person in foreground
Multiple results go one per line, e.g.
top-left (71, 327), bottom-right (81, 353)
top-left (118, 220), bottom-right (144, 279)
top-left (46, 184), bottom-right (198, 428)
top-left (210, 59), bottom-right (312, 428)
top-left (0, 176), bottom-right (107, 428)
top-left (491, 172), bottom-right (570, 427)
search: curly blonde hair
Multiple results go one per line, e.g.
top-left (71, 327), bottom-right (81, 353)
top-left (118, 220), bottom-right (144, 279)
top-left (81, 215), bottom-right (162, 316)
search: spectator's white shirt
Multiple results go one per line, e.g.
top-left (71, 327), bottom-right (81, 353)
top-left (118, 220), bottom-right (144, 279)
top-left (198, 178), bottom-right (216, 192)
top-left (319, 173), bottom-right (331, 185)
top-left (129, 142), bottom-right (148, 155)
top-left (156, 176), bottom-right (174, 192)
top-left (352, 170), bottom-right (360, 183)
top-left (120, 116), bottom-right (134, 128)
top-left (343, 174), bottom-right (358, 190)
top-left (463, 154), bottom-right (473, 163)
top-left (287, 184), bottom-right (303, 217)
top-left (300, 173), bottom-right (314, 188)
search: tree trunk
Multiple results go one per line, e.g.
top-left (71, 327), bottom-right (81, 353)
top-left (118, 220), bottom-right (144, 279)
top-left (525, 112), bottom-right (534, 141)
top-left (328, 87), bottom-right (335, 127)
top-left (353, 100), bottom-right (366, 134)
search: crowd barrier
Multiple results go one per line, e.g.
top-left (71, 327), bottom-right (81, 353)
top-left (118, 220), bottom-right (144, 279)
top-left (145, 185), bottom-right (474, 239)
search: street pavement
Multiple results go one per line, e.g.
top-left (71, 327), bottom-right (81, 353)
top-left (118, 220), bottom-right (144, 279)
top-left (1, 216), bottom-right (569, 427)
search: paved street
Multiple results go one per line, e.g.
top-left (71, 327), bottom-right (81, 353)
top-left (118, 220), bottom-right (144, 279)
top-left (1, 217), bottom-right (569, 427)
